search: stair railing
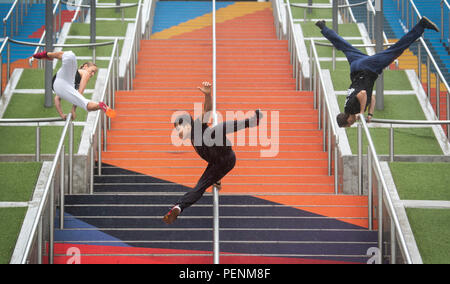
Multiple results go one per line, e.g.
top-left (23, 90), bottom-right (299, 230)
top-left (310, 39), bottom-right (340, 195)
top-left (0, 114), bottom-right (73, 264)
top-left (212, 0), bottom-right (220, 265)
top-left (2, 0), bottom-right (34, 38)
top-left (32, 0), bottom-right (63, 70)
top-left (90, 38), bottom-right (120, 190)
top-left (290, 0), bottom-right (370, 22)
top-left (441, 0), bottom-right (450, 50)
top-left (394, 0), bottom-right (450, 131)
top-left (357, 114), bottom-right (413, 264)
top-left (0, 39), bottom-right (117, 264)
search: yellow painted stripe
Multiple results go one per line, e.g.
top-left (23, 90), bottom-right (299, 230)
top-left (151, 2), bottom-right (272, 39)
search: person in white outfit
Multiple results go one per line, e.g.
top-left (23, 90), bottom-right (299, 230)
top-left (30, 50), bottom-right (115, 120)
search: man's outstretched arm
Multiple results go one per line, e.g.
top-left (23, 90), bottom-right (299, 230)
top-left (198, 81), bottom-right (212, 123)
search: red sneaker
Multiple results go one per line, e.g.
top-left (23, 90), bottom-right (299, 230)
top-left (33, 51), bottom-right (50, 60)
top-left (98, 102), bottom-right (116, 118)
top-left (163, 205), bottom-right (181, 225)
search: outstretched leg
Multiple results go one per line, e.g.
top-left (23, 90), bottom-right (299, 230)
top-left (362, 17), bottom-right (439, 74)
top-left (317, 21), bottom-right (368, 65)
top-left (163, 151), bottom-right (237, 224)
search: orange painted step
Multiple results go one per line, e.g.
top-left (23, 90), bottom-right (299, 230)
top-left (102, 153), bottom-right (329, 163)
top-left (132, 82), bottom-right (297, 90)
top-left (107, 135), bottom-right (323, 144)
top-left (115, 95), bottom-right (314, 104)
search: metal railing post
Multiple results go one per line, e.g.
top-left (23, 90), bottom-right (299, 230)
top-left (36, 125), bottom-right (41, 162)
top-left (212, 0), bottom-right (220, 265)
top-left (357, 122), bottom-right (363, 195)
top-left (60, 144), bottom-right (65, 229)
top-left (389, 125), bottom-right (394, 162)
top-left (69, 121), bottom-right (73, 195)
top-left (368, 147), bottom-right (373, 230)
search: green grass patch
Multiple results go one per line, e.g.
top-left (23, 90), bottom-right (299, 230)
top-left (328, 67), bottom-right (412, 91)
top-left (389, 162), bottom-right (450, 201)
top-left (337, 95), bottom-right (425, 120)
top-left (0, 163), bottom-right (42, 202)
top-left (301, 22), bottom-right (361, 38)
top-left (62, 38), bottom-right (124, 59)
top-left (4, 93), bottom-right (91, 122)
top-left (345, 127), bottom-right (442, 155)
top-left (69, 21), bottom-right (129, 37)
top-left (97, 0), bottom-right (140, 18)
top-left (0, 207), bottom-right (27, 264)
top-left (289, 0), bottom-right (333, 20)
top-left (0, 126), bottom-right (83, 154)
top-left (406, 208), bottom-right (450, 264)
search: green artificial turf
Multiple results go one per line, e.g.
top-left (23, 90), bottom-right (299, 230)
top-left (337, 95), bottom-right (426, 120)
top-left (0, 126), bottom-right (83, 155)
top-left (406, 208), bottom-right (450, 264)
top-left (389, 162), bottom-right (450, 201)
top-left (69, 21), bottom-right (129, 37)
top-left (345, 127), bottom-right (442, 155)
top-left (0, 163), bottom-right (42, 202)
top-left (3, 93), bottom-right (91, 122)
top-left (328, 67), bottom-right (412, 91)
top-left (96, 0), bottom-right (139, 18)
top-left (0, 207), bottom-right (27, 264)
top-left (301, 22), bottom-right (361, 38)
top-left (62, 38), bottom-right (124, 59)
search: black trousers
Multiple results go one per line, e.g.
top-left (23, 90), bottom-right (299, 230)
top-left (177, 150), bottom-right (236, 212)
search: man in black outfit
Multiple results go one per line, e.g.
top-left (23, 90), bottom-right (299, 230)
top-left (315, 16), bottom-right (440, 127)
top-left (163, 82), bottom-right (263, 224)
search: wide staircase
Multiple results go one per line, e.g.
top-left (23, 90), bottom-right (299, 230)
top-left (54, 1), bottom-right (377, 264)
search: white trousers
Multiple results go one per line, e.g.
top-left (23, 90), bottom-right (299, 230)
top-left (53, 51), bottom-right (90, 111)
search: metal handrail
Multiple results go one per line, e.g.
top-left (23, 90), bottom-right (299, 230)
top-left (0, 117), bottom-right (64, 123)
top-left (2, 0), bottom-right (18, 37)
top-left (310, 39), bottom-right (340, 194)
top-left (368, 118), bottom-right (450, 163)
top-left (441, 0), bottom-right (450, 44)
top-left (358, 114), bottom-right (413, 264)
top-left (8, 38), bottom-right (115, 48)
top-left (19, 113), bottom-right (73, 264)
top-left (212, 0), bottom-right (220, 265)
top-left (291, 1), bottom-right (371, 9)
top-left (395, 0), bottom-right (450, 127)
top-left (371, 118), bottom-right (450, 125)
top-left (60, 0), bottom-right (138, 9)
top-left (31, 0), bottom-right (63, 69)
top-left (1, 37), bottom-right (116, 98)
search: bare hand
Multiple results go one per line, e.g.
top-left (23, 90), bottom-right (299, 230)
top-left (198, 81), bottom-right (212, 96)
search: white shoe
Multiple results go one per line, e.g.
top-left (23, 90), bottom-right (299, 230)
top-left (28, 57), bottom-right (35, 67)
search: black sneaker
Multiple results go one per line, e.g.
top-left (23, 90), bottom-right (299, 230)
top-left (315, 20), bottom-right (327, 30)
top-left (420, 16), bottom-right (439, 32)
